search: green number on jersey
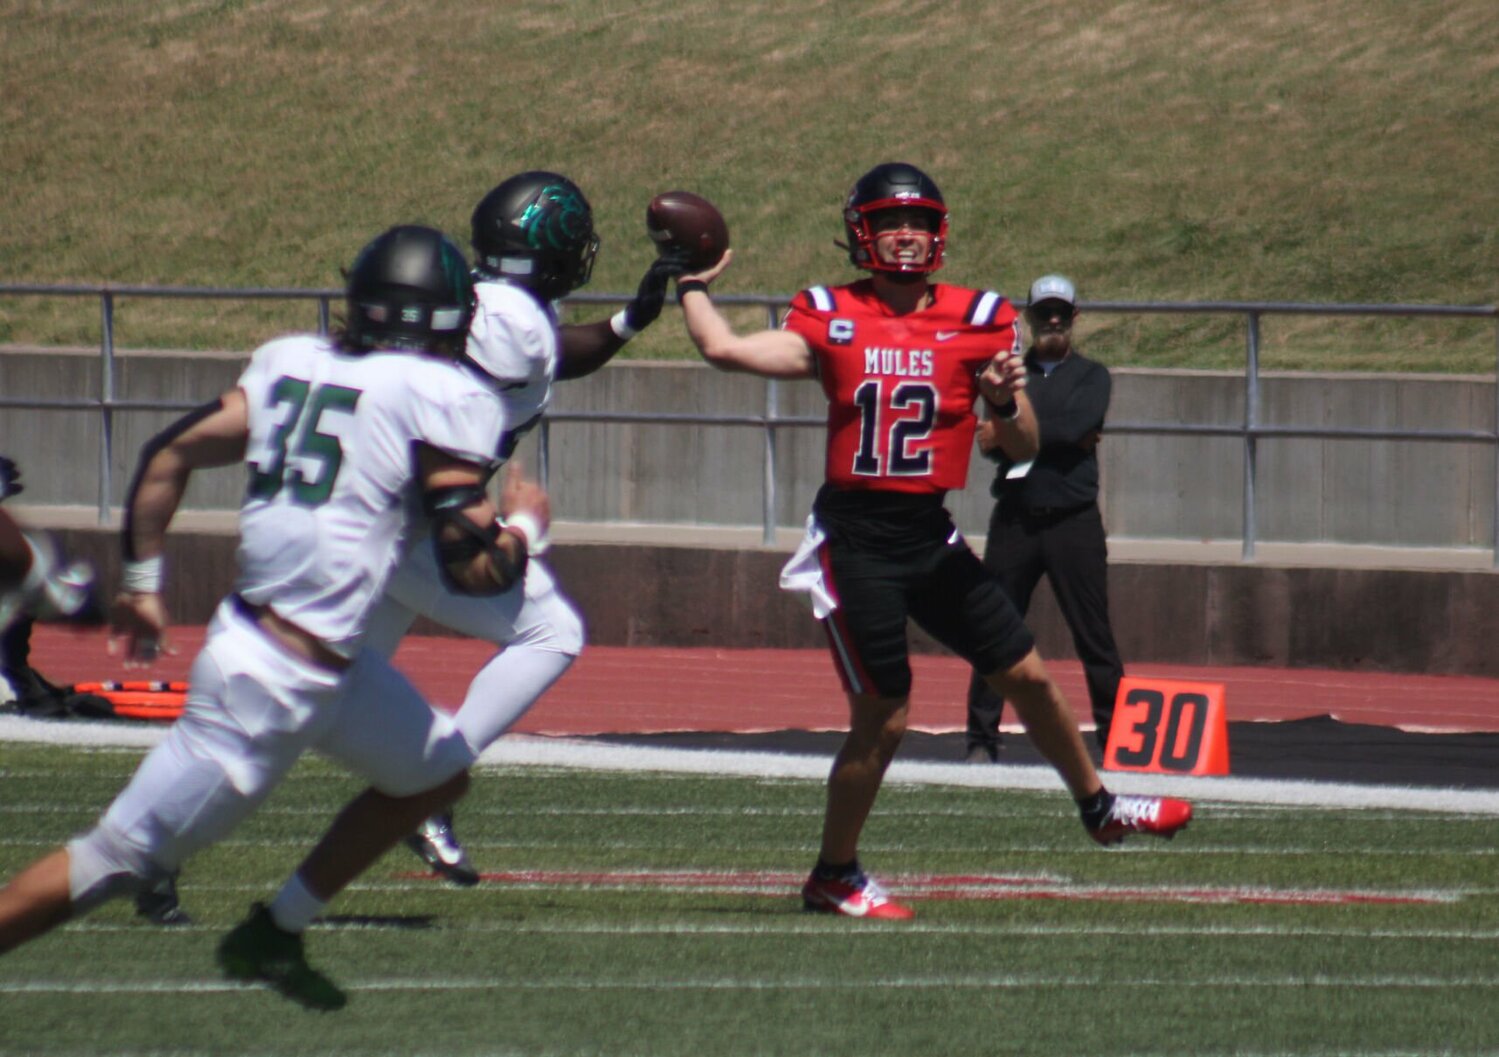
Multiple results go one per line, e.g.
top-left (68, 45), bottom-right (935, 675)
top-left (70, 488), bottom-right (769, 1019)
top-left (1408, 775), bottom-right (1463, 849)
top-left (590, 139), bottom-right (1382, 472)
top-left (247, 377), bottom-right (362, 506)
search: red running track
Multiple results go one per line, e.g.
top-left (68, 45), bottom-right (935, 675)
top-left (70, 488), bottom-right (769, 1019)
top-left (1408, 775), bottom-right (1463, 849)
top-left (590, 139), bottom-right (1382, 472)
top-left (24, 625), bottom-right (1499, 734)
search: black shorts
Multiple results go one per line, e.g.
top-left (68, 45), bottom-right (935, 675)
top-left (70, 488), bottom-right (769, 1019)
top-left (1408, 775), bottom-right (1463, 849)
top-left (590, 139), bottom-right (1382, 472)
top-left (813, 492), bottom-right (1034, 699)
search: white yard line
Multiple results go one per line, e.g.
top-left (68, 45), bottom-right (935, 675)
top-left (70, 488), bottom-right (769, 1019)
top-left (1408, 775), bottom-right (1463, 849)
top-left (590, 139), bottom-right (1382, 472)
top-left (5, 973), bottom-right (1499, 996)
top-left (52, 920), bottom-right (1499, 941)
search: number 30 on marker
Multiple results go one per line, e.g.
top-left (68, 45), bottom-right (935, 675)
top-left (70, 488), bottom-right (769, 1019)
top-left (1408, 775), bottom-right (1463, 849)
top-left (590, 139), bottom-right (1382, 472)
top-left (1103, 678), bottom-right (1230, 776)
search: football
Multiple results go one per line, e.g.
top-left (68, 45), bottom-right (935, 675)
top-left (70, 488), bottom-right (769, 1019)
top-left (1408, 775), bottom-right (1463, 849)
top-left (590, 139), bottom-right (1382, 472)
top-left (646, 191), bottom-right (729, 271)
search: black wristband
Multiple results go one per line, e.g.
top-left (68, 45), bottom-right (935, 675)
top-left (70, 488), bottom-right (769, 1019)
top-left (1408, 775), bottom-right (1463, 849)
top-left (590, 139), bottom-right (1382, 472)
top-left (989, 397), bottom-right (1020, 421)
top-left (676, 279), bottom-right (709, 298)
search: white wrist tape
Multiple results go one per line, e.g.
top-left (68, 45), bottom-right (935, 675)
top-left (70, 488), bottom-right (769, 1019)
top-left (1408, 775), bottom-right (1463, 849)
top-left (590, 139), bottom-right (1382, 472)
top-left (503, 512), bottom-right (549, 556)
top-left (122, 555), bottom-right (164, 594)
top-left (609, 310), bottom-right (639, 342)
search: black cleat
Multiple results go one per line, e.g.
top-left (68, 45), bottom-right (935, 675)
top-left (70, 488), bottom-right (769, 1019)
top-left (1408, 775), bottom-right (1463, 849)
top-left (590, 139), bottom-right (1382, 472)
top-left (217, 903), bottom-right (347, 1011)
top-left (135, 872), bottom-right (192, 926)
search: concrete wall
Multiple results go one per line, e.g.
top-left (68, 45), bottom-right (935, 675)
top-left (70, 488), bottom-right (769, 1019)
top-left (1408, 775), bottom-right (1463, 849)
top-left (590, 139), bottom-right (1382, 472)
top-left (2, 349), bottom-right (1493, 548)
top-left (45, 525), bottom-right (1499, 677)
top-left (6, 346), bottom-right (1499, 675)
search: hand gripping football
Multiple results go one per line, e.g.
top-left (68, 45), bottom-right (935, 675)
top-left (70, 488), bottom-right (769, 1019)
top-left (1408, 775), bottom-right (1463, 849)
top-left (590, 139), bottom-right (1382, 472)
top-left (646, 191), bottom-right (729, 271)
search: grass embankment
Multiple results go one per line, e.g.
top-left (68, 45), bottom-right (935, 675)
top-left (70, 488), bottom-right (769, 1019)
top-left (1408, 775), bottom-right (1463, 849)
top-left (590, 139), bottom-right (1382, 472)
top-left (2, 1), bottom-right (1495, 370)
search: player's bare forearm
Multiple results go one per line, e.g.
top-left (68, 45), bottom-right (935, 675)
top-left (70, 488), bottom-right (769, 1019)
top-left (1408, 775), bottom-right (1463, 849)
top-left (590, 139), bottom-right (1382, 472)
top-left (125, 390), bottom-right (249, 560)
top-left (125, 470), bottom-right (187, 562)
top-left (680, 291), bottom-right (744, 370)
top-left (556, 320), bottom-right (627, 380)
top-left (687, 308), bottom-right (814, 378)
top-left (681, 300), bottom-right (815, 379)
top-left (674, 250), bottom-right (815, 378)
top-left (556, 251), bottom-right (692, 380)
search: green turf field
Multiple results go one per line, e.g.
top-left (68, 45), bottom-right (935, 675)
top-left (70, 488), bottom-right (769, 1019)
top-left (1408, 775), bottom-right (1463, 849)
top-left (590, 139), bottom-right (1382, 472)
top-left (2, 741), bottom-right (1497, 1056)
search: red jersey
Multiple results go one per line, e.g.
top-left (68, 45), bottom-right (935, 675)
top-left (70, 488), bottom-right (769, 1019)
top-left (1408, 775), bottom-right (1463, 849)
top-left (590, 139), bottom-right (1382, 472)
top-left (783, 280), bottom-right (1021, 494)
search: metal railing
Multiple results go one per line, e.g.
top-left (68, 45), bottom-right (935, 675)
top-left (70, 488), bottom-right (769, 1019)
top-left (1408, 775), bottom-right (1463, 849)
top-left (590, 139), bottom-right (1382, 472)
top-left (1, 283), bottom-right (1496, 564)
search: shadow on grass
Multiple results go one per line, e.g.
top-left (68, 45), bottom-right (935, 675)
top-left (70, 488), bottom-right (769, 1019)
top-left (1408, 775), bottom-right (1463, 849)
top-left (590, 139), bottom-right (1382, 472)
top-left (316, 913), bottom-right (438, 930)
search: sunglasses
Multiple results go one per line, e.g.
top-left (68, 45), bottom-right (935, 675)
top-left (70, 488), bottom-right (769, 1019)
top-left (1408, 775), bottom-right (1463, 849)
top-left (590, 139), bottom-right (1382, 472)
top-left (1026, 300), bottom-right (1075, 322)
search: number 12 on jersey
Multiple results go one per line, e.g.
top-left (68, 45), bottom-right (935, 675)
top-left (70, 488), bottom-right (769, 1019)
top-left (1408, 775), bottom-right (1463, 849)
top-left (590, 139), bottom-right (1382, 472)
top-left (852, 379), bottom-right (938, 477)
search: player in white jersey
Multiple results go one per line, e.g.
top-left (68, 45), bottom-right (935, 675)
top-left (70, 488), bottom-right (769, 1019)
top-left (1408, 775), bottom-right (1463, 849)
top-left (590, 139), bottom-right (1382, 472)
top-left (358, 171), bottom-right (689, 882)
top-left (99, 173), bottom-right (684, 927)
top-left (0, 226), bottom-right (549, 1011)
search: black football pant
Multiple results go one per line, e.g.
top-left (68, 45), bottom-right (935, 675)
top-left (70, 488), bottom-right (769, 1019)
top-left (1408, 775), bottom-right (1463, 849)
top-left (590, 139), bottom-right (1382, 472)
top-left (965, 502), bottom-right (1123, 753)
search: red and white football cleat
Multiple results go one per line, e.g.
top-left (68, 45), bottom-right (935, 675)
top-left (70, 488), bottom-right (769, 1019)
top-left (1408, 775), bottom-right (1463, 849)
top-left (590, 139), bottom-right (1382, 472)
top-left (1088, 794), bottom-right (1193, 846)
top-left (802, 869), bottom-right (915, 920)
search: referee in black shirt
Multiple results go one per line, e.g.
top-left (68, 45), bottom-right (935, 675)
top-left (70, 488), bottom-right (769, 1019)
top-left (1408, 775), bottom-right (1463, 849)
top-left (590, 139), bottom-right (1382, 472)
top-left (965, 275), bottom-right (1124, 759)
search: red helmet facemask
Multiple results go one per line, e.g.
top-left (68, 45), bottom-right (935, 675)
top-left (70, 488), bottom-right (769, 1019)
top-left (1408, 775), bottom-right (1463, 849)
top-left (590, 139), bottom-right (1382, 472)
top-left (843, 197), bottom-right (949, 275)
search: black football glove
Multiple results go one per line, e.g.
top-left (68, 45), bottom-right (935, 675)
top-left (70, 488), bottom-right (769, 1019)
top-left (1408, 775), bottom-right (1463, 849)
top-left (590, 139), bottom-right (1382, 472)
top-left (622, 250), bottom-right (693, 334)
top-left (0, 457), bottom-right (22, 503)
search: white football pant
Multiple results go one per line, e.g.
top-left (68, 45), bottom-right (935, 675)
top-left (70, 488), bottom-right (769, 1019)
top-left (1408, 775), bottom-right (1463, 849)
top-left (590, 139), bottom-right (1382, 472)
top-left (67, 597), bottom-right (473, 910)
top-left (359, 543), bottom-right (584, 754)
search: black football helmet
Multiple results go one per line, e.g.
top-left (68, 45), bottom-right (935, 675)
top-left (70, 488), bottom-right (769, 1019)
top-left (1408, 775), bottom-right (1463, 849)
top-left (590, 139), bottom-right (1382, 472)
top-left (842, 162), bottom-right (949, 275)
top-left (470, 171), bottom-right (600, 301)
top-left (344, 225), bottom-right (475, 355)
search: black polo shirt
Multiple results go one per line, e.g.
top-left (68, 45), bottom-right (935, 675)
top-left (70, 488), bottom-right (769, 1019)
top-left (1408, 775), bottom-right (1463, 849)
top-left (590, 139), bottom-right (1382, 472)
top-left (988, 348), bottom-right (1112, 512)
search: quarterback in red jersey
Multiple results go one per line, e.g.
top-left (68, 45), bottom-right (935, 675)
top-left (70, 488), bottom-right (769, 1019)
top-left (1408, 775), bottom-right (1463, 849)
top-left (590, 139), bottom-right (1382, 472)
top-left (675, 163), bottom-right (1191, 919)
top-left (784, 278), bottom-right (1022, 494)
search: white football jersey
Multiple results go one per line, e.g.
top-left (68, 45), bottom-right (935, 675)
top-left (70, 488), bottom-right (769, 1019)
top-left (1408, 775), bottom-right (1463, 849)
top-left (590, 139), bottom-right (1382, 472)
top-left (465, 280), bottom-right (558, 459)
top-left (235, 334), bottom-right (505, 657)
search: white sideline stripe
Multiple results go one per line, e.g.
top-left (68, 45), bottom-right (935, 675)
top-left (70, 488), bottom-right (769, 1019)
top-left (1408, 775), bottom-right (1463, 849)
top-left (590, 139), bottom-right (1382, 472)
top-left (5, 973), bottom-right (1499, 996)
top-left (479, 738), bottom-right (1499, 815)
top-left (57, 920), bottom-right (1499, 941)
top-left (5, 715), bottom-right (1499, 815)
top-left (0, 716), bottom-right (167, 749)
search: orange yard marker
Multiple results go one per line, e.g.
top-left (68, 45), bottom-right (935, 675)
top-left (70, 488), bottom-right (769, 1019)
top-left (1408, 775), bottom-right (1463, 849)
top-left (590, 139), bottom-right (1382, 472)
top-left (1103, 677), bottom-right (1229, 776)
top-left (71, 680), bottom-right (188, 722)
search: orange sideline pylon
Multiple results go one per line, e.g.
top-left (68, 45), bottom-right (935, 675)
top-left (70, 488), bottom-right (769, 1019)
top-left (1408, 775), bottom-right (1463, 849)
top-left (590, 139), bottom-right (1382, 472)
top-left (1103, 676), bottom-right (1229, 776)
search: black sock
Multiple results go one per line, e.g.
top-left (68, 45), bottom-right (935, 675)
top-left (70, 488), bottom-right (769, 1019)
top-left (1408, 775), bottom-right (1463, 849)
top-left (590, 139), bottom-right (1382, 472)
top-left (1077, 789), bottom-right (1115, 829)
top-left (813, 857), bottom-right (861, 881)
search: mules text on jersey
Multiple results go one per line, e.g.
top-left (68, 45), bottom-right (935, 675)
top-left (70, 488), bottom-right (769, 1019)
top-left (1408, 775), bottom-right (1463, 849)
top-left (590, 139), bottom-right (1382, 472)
top-left (863, 347), bottom-right (934, 378)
